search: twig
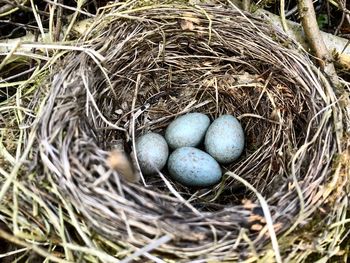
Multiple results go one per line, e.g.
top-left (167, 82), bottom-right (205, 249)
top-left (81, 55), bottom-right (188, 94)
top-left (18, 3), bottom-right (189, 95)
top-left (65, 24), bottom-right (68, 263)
top-left (130, 74), bottom-right (147, 187)
top-left (54, 0), bottom-right (63, 42)
top-left (280, 0), bottom-right (289, 32)
top-left (0, 19), bottom-right (41, 31)
top-left (297, 0), bottom-right (339, 86)
top-left (119, 235), bottom-right (171, 263)
top-left (0, 4), bottom-right (12, 15)
top-left (335, 11), bottom-right (345, 36)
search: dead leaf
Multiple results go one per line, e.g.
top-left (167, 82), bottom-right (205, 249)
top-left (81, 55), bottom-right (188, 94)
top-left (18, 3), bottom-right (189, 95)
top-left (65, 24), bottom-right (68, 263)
top-left (107, 150), bottom-right (139, 183)
top-left (235, 72), bottom-right (258, 84)
top-left (251, 224), bottom-right (263, 231)
top-left (180, 12), bottom-right (200, 31)
top-left (180, 19), bottom-right (195, 31)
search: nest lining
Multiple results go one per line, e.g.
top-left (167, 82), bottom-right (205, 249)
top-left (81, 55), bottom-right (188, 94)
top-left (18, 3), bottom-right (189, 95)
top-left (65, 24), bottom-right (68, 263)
top-left (26, 4), bottom-right (347, 260)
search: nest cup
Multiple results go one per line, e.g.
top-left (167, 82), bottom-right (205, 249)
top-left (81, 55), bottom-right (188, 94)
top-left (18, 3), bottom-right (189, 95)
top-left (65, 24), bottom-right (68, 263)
top-left (33, 4), bottom-right (347, 261)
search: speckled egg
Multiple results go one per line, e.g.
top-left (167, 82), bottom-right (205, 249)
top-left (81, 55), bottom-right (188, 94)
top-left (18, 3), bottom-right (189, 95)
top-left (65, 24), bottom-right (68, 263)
top-left (205, 115), bottom-right (245, 164)
top-left (136, 132), bottom-right (169, 175)
top-left (165, 113), bottom-right (210, 149)
top-left (167, 147), bottom-right (222, 187)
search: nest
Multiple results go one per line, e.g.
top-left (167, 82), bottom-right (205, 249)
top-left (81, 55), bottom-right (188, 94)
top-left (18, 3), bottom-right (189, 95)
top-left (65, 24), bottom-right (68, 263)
top-left (11, 3), bottom-right (348, 262)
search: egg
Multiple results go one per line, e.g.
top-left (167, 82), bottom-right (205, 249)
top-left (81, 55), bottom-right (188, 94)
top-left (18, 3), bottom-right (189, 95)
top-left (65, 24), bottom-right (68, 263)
top-left (205, 115), bottom-right (244, 164)
top-left (165, 112), bottom-right (210, 149)
top-left (167, 147), bottom-right (222, 187)
top-left (136, 132), bottom-right (169, 175)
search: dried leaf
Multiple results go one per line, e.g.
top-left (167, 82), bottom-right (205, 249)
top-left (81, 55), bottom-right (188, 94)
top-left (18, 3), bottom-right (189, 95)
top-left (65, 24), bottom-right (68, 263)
top-left (180, 19), bottom-right (195, 31)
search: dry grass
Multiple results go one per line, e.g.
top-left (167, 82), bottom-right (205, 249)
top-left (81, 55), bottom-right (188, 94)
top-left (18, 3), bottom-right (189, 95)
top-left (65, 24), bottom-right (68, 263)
top-left (0, 1), bottom-right (349, 262)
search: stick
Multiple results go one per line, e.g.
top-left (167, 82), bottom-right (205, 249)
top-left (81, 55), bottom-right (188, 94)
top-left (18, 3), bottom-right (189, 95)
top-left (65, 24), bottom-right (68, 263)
top-left (297, 0), bottom-right (339, 85)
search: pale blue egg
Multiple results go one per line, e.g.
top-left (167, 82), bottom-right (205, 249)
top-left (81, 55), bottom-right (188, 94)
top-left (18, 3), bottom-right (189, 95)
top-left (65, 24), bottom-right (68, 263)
top-left (165, 113), bottom-right (210, 149)
top-left (167, 147), bottom-right (222, 187)
top-left (205, 115), bottom-right (245, 164)
top-left (136, 133), bottom-right (169, 175)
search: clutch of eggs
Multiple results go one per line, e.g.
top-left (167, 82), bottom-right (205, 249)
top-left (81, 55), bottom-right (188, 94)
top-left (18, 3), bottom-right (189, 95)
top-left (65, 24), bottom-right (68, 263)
top-left (135, 113), bottom-right (245, 188)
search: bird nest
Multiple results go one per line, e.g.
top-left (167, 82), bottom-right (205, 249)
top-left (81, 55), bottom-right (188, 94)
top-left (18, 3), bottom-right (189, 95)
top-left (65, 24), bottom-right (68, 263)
top-left (16, 3), bottom-right (348, 262)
